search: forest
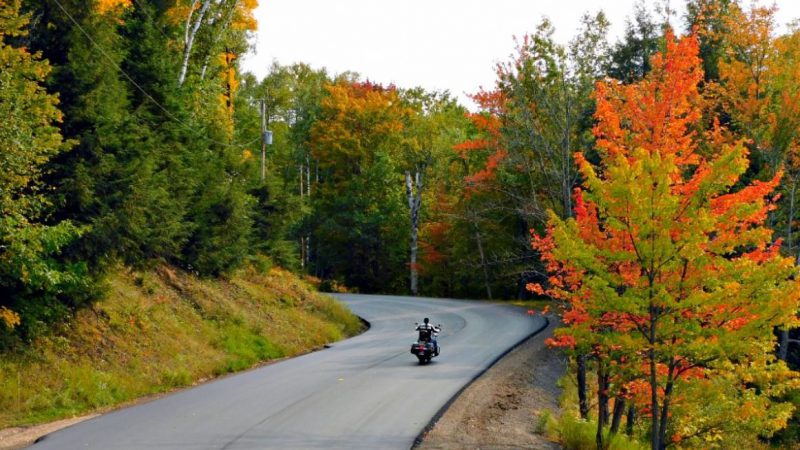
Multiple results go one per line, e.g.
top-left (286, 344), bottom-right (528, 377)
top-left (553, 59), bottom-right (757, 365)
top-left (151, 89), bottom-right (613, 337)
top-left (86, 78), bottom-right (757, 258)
top-left (3, 0), bottom-right (800, 447)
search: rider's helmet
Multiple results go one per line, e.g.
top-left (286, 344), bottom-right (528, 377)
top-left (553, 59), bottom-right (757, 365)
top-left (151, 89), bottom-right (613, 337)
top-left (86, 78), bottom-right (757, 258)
top-left (423, 318), bottom-right (429, 324)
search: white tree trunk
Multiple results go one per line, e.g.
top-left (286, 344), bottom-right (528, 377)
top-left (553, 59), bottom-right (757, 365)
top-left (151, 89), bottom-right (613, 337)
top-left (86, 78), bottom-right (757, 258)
top-left (199, 0), bottom-right (239, 81)
top-left (178, 0), bottom-right (212, 86)
top-left (789, 175), bottom-right (800, 265)
top-left (405, 170), bottom-right (423, 296)
top-left (474, 224), bottom-right (492, 300)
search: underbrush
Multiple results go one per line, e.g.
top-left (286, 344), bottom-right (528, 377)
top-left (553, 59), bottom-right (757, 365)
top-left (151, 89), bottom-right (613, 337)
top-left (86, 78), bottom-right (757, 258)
top-left (554, 414), bottom-right (647, 450)
top-left (0, 264), bottom-right (362, 428)
top-left (547, 370), bottom-right (649, 450)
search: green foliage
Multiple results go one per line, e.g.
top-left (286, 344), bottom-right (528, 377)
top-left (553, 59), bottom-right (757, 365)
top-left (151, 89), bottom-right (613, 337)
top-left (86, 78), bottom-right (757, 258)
top-left (556, 414), bottom-right (647, 450)
top-left (606, 2), bottom-right (663, 82)
top-left (684, 0), bottom-right (737, 81)
top-left (0, 0), bottom-right (89, 342)
top-left (183, 178), bottom-right (255, 276)
top-left (214, 324), bottom-right (285, 374)
top-left (538, 31), bottom-right (800, 448)
top-left (308, 81), bottom-right (411, 292)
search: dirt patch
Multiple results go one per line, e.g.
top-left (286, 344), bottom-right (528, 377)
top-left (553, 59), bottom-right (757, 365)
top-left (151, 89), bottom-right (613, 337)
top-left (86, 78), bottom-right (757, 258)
top-left (416, 317), bottom-right (564, 450)
top-left (0, 415), bottom-right (97, 450)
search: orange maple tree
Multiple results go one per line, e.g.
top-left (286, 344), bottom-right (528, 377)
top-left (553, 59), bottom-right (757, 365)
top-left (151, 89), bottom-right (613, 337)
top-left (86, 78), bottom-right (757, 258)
top-left (531, 30), bottom-right (800, 449)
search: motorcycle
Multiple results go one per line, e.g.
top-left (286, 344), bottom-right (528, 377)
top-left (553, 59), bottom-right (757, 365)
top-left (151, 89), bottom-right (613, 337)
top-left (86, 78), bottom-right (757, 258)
top-left (410, 323), bottom-right (441, 364)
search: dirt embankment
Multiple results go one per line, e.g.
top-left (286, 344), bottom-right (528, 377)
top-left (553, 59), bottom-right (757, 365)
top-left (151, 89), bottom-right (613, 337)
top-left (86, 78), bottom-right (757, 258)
top-left (416, 317), bottom-right (564, 450)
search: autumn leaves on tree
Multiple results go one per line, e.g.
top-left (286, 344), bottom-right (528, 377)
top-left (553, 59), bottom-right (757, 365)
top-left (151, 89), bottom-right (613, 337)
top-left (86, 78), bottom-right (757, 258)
top-left (4, 0), bottom-right (800, 446)
top-left (532, 31), bottom-right (800, 449)
top-left (0, 1), bottom-right (84, 330)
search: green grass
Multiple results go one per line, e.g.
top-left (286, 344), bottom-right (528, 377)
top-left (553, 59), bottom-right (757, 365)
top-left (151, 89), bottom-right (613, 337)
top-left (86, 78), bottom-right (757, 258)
top-left (554, 370), bottom-right (648, 450)
top-left (0, 264), bottom-right (363, 428)
top-left (556, 414), bottom-right (647, 450)
top-left (507, 298), bottom-right (554, 312)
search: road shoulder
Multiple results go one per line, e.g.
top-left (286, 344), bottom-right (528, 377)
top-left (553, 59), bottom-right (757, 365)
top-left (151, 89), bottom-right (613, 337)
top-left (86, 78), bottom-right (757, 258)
top-left (415, 316), bottom-right (564, 450)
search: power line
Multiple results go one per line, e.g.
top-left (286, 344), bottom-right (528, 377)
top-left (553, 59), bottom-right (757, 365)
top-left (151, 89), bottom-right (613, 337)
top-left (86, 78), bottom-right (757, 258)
top-left (51, 0), bottom-right (260, 150)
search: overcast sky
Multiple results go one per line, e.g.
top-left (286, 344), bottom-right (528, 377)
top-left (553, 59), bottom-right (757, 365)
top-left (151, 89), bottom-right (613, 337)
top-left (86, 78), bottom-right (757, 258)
top-left (241, 1), bottom-right (800, 108)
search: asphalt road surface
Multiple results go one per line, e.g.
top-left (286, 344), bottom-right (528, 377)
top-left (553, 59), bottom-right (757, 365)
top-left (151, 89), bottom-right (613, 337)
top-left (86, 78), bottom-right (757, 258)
top-left (32, 294), bottom-right (546, 450)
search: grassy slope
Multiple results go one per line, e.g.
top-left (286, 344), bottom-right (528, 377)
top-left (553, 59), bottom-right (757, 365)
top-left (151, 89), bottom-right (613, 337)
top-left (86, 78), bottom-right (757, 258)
top-left (0, 265), bottom-right (362, 428)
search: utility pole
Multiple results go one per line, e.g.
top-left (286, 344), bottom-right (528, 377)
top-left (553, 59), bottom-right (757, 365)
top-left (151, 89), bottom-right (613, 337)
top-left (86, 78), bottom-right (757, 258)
top-left (260, 99), bottom-right (267, 182)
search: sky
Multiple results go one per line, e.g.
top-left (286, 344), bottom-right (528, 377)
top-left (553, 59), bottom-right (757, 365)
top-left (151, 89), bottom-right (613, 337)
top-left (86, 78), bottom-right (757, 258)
top-left (241, 1), bottom-right (800, 108)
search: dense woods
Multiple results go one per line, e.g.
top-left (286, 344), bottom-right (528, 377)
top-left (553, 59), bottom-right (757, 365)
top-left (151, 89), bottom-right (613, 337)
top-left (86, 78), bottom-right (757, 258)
top-left (3, 0), bottom-right (800, 447)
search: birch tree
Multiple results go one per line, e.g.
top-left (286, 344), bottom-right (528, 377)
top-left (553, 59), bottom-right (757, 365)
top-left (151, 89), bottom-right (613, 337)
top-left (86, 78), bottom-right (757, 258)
top-left (400, 90), bottom-right (467, 295)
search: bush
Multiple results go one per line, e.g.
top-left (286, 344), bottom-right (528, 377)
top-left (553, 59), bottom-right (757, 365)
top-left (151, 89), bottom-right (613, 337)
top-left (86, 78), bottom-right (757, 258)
top-left (556, 414), bottom-right (647, 450)
top-left (245, 254), bottom-right (274, 274)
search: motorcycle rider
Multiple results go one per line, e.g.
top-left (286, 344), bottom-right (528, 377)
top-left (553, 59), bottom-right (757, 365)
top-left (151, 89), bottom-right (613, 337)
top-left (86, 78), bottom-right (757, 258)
top-left (415, 318), bottom-right (440, 354)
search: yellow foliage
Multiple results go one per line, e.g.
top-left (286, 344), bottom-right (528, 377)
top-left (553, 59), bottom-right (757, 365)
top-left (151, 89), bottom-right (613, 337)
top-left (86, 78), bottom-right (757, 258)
top-left (167, 0), bottom-right (258, 31)
top-left (0, 307), bottom-right (20, 329)
top-left (219, 52), bottom-right (239, 114)
top-left (233, 0), bottom-right (258, 31)
top-left (95, 0), bottom-right (132, 16)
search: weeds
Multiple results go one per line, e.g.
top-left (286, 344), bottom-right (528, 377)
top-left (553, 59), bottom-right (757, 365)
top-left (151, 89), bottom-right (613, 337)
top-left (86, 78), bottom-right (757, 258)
top-left (557, 414), bottom-right (647, 450)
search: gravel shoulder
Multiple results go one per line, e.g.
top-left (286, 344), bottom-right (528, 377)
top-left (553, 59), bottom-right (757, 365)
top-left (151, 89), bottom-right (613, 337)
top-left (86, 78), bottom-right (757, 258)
top-left (415, 316), bottom-right (565, 450)
top-left (0, 415), bottom-right (97, 450)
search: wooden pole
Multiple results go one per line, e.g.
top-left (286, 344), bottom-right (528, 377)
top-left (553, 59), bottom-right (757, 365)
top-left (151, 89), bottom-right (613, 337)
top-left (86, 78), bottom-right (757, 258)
top-left (260, 99), bottom-right (266, 183)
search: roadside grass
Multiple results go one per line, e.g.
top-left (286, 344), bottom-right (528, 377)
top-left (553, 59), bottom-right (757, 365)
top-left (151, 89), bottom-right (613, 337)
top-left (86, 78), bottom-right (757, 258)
top-left (552, 370), bottom-right (648, 450)
top-left (507, 298), bottom-right (553, 313)
top-left (556, 413), bottom-right (647, 450)
top-left (0, 264), bottom-right (362, 429)
top-left (553, 366), bottom-right (775, 449)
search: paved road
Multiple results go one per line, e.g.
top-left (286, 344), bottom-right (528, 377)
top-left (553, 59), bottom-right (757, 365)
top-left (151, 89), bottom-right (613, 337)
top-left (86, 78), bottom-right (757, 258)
top-left (32, 294), bottom-right (546, 450)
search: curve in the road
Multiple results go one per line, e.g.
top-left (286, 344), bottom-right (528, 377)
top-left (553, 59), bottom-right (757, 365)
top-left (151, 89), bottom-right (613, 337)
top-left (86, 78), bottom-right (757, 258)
top-left (32, 294), bottom-right (546, 450)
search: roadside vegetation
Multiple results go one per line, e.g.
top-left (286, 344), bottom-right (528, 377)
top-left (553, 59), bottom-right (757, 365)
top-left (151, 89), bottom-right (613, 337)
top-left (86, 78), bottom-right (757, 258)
top-left (524, 3), bottom-right (800, 449)
top-left (4, 0), bottom-right (800, 448)
top-left (0, 264), bottom-right (361, 428)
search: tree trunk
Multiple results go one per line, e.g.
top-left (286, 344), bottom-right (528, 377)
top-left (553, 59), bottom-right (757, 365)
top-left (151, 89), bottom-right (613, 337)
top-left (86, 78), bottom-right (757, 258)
top-left (473, 225), bottom-right (492, 300)
top-left (577, 354), bottom-right (589, 420)
top-left (599, 369), bottom-right (610, 426)
top-left (787, 176), bottom-right (796, 252)
top-left (405, 170), bottom-right (422, 296)
top-left (198, 0), bottom-right (239, 81)
top-left (610, 395), bottom-right (626, 434)
top-left (648, 283), bottom-right (660, 450)
top-left (780, 329), bottom-right (790, 361)
top-left (299, 163), bottom-right (305, 269)
top-left (780, 176), bottom-right (797, 360)
top-left (305, 155), bottom-right (311, 269)
top-left (306, 154), bottom-right (312, 197)
top-left (178, 0), bottom-right (212, 86)
top-left (658, 366), bottom-right (676, 450)
top-left (626, 404), bottom-right (636, 437)
top-left (649, 348), bottom-right (660, 450)
top-left (596, 363), bottom-right (609, 450)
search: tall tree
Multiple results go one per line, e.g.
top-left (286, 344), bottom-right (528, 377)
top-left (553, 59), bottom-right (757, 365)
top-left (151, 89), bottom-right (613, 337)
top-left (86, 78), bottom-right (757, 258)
top-left (713, 3), bottom-right (800, 361)
top-left (685, 0), bottom-right (737, 82)
top-left (174, 0), bottom-right (257, 86)
top-left (400, 89), bottom-right (467, 295)
top-left (607, 1), bottom-right (662, 82)
top-left (534, 31), bottom-right (800, 449)
top-left (308, 81), bottom-right (410, 292)
top-left (0, 0), bottom-right (86, 339)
